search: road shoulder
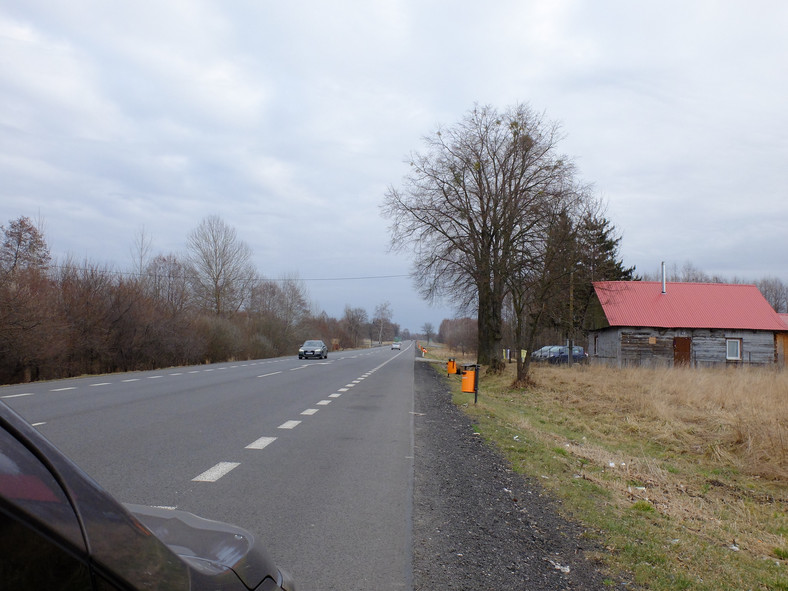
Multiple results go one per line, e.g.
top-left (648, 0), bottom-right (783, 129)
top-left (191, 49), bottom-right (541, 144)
top-left (412, 360), bottom-right (615, 590)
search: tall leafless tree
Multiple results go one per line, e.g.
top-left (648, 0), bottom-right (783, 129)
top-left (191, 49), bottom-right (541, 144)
top-left (186, 215), bottom-right (257, 316)
top-left (383, 103), bottom-right (579, 369)
top-left (373, 301), bottom-right (393, 344)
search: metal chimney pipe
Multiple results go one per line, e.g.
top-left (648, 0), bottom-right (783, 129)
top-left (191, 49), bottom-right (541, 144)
top-left (661, 261), bottom-right (666, 294)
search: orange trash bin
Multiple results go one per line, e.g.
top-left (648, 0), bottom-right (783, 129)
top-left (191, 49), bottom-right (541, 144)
top-left (447, 358), bottom-right (457, 375)
top-left (461, 364), bottom-right (478, 394)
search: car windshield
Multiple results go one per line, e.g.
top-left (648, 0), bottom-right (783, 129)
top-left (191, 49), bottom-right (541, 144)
top-left (304, 341), bottom-right (322, 347)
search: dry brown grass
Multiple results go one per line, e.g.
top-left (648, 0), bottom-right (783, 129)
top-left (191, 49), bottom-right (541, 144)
top-left (525, 364), bottom-right (788, 563)
top-left (533, 364), bottom-right (788, 482)
top-left (426, 346), bottom-right (788, 587)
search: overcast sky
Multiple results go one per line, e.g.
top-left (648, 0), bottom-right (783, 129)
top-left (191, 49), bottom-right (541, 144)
top-left (2, 1), bottom-right (786, 332)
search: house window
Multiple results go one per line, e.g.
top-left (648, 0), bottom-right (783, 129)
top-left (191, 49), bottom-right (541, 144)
top-left (726, 339), bottom-right (742, 361)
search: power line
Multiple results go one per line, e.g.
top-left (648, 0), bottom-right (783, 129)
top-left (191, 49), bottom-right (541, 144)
top-left (41, 263), bottom-right (409, 283)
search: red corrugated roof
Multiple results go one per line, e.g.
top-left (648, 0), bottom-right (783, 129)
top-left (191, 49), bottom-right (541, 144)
top-left (593, 281), bottom-right (788, 330)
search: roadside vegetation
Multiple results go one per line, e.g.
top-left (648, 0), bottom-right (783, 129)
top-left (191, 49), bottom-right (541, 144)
top-left (0, 215), bottom-right (404, 384)
top-left (429, 348), bottom-right (787, 590)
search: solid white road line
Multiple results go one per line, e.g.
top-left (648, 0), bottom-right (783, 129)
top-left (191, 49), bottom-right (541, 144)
top-left (246, 436), bottom-right (277, 450)
top-left (192, 462), bottom-right (240, 482)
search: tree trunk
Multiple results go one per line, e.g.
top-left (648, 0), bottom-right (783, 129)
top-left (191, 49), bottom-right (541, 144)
top-left (477, 281), bottom-right (505, 371)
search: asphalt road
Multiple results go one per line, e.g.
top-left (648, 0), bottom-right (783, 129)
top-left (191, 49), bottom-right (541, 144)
top-left (1, 343), bottom-right (417, 591)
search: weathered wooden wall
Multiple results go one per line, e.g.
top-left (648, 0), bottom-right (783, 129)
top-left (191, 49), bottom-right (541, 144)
top-left (589, 327), bottom-right (779, 367)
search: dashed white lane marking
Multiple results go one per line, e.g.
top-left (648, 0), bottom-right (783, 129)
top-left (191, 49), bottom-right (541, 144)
top-left (329, 393), bottom-right (342, 398)
top-left (122, 379), bottom-right (140, 383)
top-left (246, 436), bottom-right (277, 450)
top-left (278, 420), bottom-right (301, 429)
top-left (338, 388), bottom-right (349, 392)
top-left (317, 400), bottom-right (332, 406)
top-left (302, 408), bottom-right (319, 415)
top-left (1, 392), bottom-right (34, 399)
top-left (169, 372), bottom-right (183, 376)
top-left (51, 387), bottom-right (76, 392)
top-left (343, 383), bottom-right (355, 388)
top-left (32, 422), bottom-right (46, 427)
top-left (90, 382), bottom-right (111, 387)
top-left (258, 371), bottom-right (282, 378)
top-left (192, 462), bottom-right (240, 482)
top-left (188, 370), bottom-right (199, 374)
top-left (148, 375), bottom-right (163, 379)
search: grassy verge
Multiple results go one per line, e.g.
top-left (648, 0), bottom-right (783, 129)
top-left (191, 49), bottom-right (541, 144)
top-left (425, 348), bottom-right (787, 590)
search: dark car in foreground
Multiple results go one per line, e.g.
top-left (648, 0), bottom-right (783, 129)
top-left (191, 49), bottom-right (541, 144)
top-left (299, 340), bottom-right (327, 359)
top-left (0, 401), bottom-right (296, 590)
top-left (549, 345), bottom-right (588, 364)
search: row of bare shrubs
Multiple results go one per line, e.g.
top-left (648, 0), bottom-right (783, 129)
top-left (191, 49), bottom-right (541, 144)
top-left (0, 262), bottom-right (373, 384)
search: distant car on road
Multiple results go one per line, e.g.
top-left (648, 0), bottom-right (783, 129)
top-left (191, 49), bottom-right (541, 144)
top-left (391, 342), bottom-right (401, 350)
top-left (299, 340), bottom-right (327, 359)
top-left (0, 400), bottom-right (296, 590)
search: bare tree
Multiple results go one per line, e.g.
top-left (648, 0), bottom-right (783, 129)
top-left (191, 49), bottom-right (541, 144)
top-left (758, 277), bottom-right (788, 313)
top-left (373, 301), bottom-right (393, 344)
top-left (383, 103), bottom-right (577, 370)
top-left (130, 225), bottom-right (153, 279)
top-left (186, 215), bottom-right (257, 315)
top-left (439, 317), bottom-right (477, 355)
top-left (421, 322), bottom-right (435, 344)
top-left (0, 216), bottom-right (51, 273)
top-left (342, 305), bottom-right (368, 348)
top-left (145, 254), bottom-right (191, 316)
top-left (248, 274), bottom-right (310, 354)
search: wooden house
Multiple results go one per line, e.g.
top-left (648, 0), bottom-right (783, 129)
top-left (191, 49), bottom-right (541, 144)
top-left (585, 281), bottom-right (788, 368)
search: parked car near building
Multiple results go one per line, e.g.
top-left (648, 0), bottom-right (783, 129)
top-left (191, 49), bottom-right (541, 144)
top-left (531, 345), bottom-right (561, 361)
top-left (549, 345), bottom-right (588, 364)
top-left (0, 401), bottom-right (296, 590)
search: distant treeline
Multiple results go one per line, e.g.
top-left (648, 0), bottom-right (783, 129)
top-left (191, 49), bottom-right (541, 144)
top-left (0, 215), bottom-right (405, 384)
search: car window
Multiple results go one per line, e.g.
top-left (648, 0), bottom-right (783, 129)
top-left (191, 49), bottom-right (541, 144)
top-left (0, 425), bottom-right (85, 550)
top-left (0, 510), bottom-right (92, 589)
top-left (0, 425), bottom-right (92, 588)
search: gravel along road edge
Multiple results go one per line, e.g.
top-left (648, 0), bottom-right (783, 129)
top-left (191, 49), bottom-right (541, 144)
top-left (412, 359), bottom-right (623, 591)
